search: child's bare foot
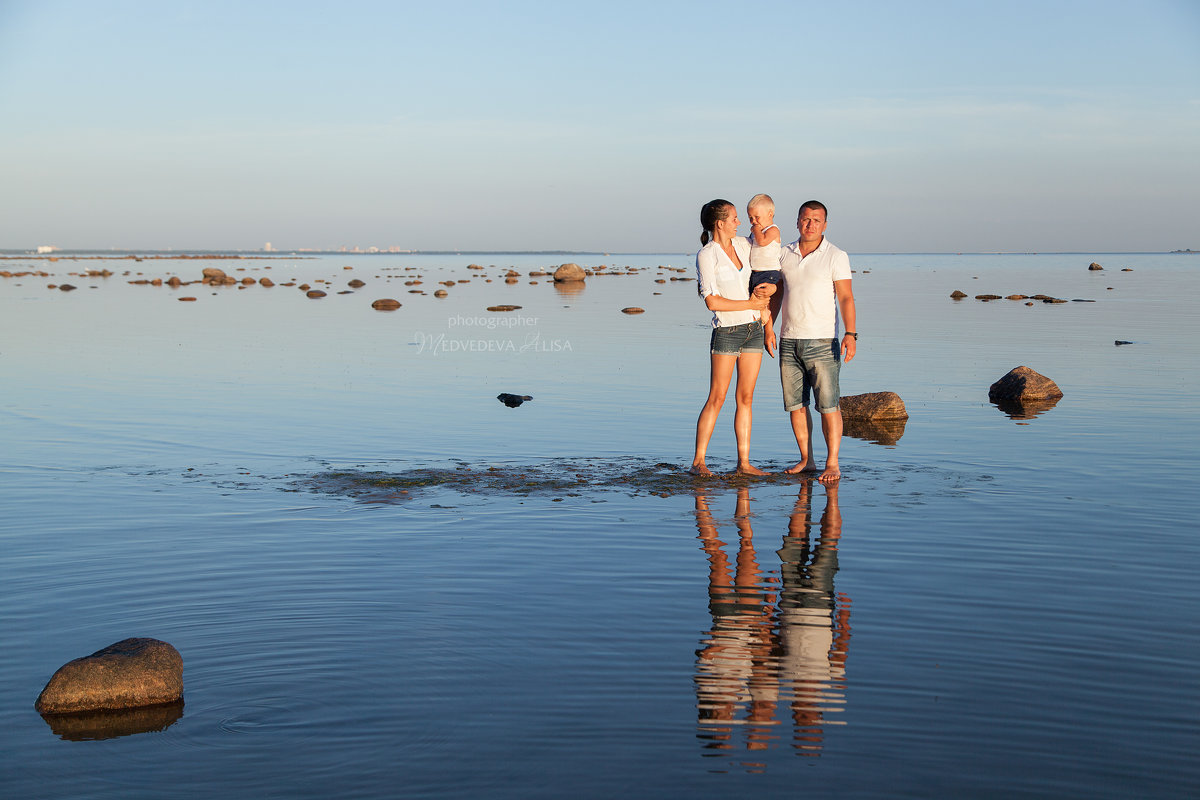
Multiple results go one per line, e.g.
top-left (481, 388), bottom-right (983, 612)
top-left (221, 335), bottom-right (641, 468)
top-left (689, 462), bottom-right (713, 476)
top-left (784, 459), bottom-right (818, 475)
top-left (736, 463), bottom-right (769, 476)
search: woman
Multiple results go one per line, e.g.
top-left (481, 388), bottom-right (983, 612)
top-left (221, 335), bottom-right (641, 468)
top-left (691, 199), bottom-right (771, 476)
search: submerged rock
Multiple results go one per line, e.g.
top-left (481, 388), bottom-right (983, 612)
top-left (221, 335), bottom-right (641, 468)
top-left (497, 393), bottom-right (533, 408)
top-left (839, 391), bottom-right (908, 420)
top-left (487, 304), bottom-right (522, 312)
top-left (988, 366), bottom-right (1063, 402)
top-left (843, 417), bottom-right (908, 446)
top-left (621, 307), bottom-right (645, 314)
top-left (35, 638), bottom-right (183, 714)
top-left (41, 700), bottom-right (184, 741)
top-left (1115, 340), bottom-right (1134, 346)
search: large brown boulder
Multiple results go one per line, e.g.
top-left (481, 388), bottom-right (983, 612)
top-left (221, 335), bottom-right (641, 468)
top-left (553, 263), bottom-right (586, 282)
top-left (201, 267), bottom-right (227, 284)
top-left (839, 391), bottom-right (908, 420)
top-left (35, 638), bottom-right (183, 714)
top-left (988, 366), bottom-right (1063, 402)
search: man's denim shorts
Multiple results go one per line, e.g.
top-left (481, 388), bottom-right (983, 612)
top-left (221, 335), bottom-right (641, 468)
top-left (779, 337), bottom-right (840, 412)
top-left (710, 320), bottom-right (765, 356)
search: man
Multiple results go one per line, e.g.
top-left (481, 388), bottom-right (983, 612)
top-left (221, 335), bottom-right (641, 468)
top-left (765, 200), bottom-right (857, 482)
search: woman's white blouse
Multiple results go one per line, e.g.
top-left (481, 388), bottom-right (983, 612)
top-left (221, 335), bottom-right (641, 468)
top-left (695, 237), bottom-right (758, 328)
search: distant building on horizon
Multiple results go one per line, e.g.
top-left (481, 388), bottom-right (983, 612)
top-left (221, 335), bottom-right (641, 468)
top-left (264, 242), bottom-right (274, 252)
top-left (36, 245), bottom-right (59, 254)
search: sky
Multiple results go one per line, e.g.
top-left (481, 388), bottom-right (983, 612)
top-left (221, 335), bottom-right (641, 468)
top-left (0, 0), bottom-right (1197, 253)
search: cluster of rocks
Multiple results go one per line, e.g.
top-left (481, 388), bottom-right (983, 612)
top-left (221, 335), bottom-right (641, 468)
top-left (12, 258), bottom-right (697, 318)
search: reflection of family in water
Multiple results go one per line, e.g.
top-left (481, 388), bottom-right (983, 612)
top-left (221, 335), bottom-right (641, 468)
top-left (693, 480), bottom-right (851, 758)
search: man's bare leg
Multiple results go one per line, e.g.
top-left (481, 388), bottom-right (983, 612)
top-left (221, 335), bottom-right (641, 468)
top-left (817, 409), bottom-right (844, 483)
top-left (784, 407), bottom-right (819, 474)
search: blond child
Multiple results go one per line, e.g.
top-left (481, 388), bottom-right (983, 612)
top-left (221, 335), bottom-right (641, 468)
top-left (747, 194), bottom-right (783, 295)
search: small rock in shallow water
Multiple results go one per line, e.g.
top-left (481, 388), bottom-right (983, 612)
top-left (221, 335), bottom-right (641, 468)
top-left (839, 391), bottom-right (908, 420)
top-left (553, 263), bottom-right (586, 282)
top-left (621, 307), bottom-right (645, 314)
top-left (1115, 340), bottom-right (1133, 346)
top-left (372, 298), bottom-right (401, 310)
top-left (306, 290), bottom-right (326, 298)
top-left (35, 638), bottom-right (183, 714)
top-left (487, 305), bottom-right (522, 312)
top-left (497, 393), bottom-right (533, 408)
top-left (988, 366), bottom-right (1063, 402)
top-left (950, 290), bottom-right (967, 299)
top-left (1088, 262), bottom-right (1104, 270)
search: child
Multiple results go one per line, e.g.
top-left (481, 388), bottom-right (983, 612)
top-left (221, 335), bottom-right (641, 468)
top-left (747, 194), bottom-right (783, 296)
top-left (747, 193), bottom-right (782, 355)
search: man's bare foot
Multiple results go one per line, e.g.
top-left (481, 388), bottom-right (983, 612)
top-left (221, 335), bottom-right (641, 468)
top-left (689, 462), bottom-right (713, 476)
top-left (736, 463), bottom-right (769, 476)
top-left (818, 463), bottom-right (841, 483)
top-left (784, 460), bottom-right (818, 475)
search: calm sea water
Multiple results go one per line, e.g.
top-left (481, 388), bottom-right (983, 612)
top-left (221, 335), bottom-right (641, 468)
top-left (2, 251), bottom-right (1198, 798)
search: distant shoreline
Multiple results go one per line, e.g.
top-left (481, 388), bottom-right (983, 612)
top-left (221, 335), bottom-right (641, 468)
top-left (0, 249), bottom-right (1196, 259)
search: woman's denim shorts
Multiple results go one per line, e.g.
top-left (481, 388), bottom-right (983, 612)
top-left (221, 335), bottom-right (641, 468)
top-left (710, 320), bottom-right (765, 356)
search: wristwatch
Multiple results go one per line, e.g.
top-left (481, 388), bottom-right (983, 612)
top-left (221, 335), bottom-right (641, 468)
top-left (844, 332), bottom-right (858, 339)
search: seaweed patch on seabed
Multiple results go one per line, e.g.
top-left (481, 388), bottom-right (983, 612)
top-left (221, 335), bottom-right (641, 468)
top-left (310, 458), bottom-right (805, 503)
top-left (306, 458), bottom-right (993, 504)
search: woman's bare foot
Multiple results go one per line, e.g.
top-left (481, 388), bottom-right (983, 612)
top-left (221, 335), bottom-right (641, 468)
top-left (818, 462), bottom-right (841, 483)
top-left (689, 462), bottom-right (713, 476)
top-left (736, 463), bottom-right (769, 476)
top-left (784, 459), bottom-right (818, 475)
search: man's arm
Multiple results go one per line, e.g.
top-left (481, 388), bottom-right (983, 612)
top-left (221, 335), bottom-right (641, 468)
top-left (835, 278), bottom-right (856, 362)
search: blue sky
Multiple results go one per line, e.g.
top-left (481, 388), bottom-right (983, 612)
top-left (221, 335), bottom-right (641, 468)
top-left (1, 0), bottom-right (1197, 252)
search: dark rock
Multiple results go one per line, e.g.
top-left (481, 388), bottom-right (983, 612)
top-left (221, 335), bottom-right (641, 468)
top-left (553, 263), bottom-right (586, 282)
top-left (371, 298), bottom-right (401, 310)
top-left (1006, 294), bottom-right (1027, 300)
top-left (1043, 297), bottom-right (1067, 304)
top-left (1115, 340), bottom-right (1133, 346)
top-left (497, 393), bottom-right (533, 408)
top-left (988, 366), bottom-right (1063, 402)
top-left (975, 294), bottom-right (1002, 301)
top-left (487, 305), bottom-right (522, 312)
top-left (950, 290), bottom-right (968, 299)
top-left (621, 307), bottom-right (645, 314)
top-left (1072, 299), bottom-right (1096, 302)
top-left (1088, 262), bottom-right (1104, 270)
top-left (179, 296), bottom-right (197, 302)
top-left (839, 391), bottom-right (908, 420)
top-left (434, 289), bottom-right (448, 297)
top-left (201, 267), bottom-right (227, 284)
top-left (1121, 268), bottom-right (1133, 272)
top-left (306, 290), bottom-right (326, 298)
top-left (347, 279), bottom-right (365, 288)
top-left (41, 700), bottom-right (184, 741)
top-left (58, 284), bottom-right (77, 291)
top-left (260, 278), bottom-right (274, 287)
top-left (35, 638), bottom-right (183, 714)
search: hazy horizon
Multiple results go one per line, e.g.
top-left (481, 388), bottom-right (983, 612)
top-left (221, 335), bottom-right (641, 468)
top-left (2, 1), bottom-right (1197, 254)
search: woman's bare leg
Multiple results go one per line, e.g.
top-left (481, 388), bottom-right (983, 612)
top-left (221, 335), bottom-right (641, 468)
top-left (733, 351), bottom-right (768, 475)
top-left (692, 353), bottom-right (737, 475)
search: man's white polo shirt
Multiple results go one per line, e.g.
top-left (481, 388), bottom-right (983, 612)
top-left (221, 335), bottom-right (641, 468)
top-left (778, 237), bottom-right (852, 340)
